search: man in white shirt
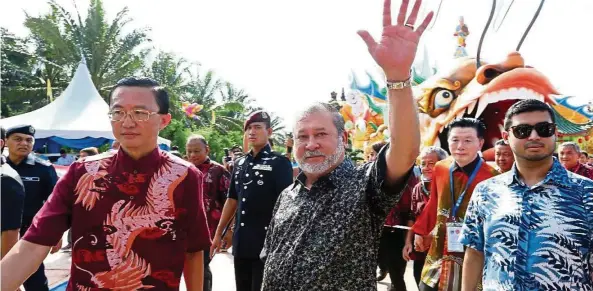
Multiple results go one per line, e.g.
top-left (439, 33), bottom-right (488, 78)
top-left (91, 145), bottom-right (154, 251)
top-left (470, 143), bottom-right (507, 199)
top-left (54, 149), bottom-right (75, 166)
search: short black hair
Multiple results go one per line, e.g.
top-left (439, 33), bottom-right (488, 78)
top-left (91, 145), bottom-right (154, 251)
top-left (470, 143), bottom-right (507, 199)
top-left (371, 141), bottom-right (388, 154)
top-left (0, 126), bottom-right (5, 141)
top-left (495, 139), bottom-right (509, 146)
top-left (447, 118), bottom-right (486, 139)
top-left (503, 99), bottom-right (555, 131)
top-left (109, 77), bottom-right (170, 114)
top-left (60, 149), bottom-right (66, 154)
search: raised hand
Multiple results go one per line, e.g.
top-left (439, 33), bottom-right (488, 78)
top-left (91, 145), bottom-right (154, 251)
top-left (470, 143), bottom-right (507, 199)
top-left (358, 0), bottom-right (434, 80)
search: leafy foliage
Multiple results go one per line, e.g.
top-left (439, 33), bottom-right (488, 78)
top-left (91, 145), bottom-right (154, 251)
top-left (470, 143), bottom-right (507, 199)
top-left (1, 0), bottom-right (288, 159)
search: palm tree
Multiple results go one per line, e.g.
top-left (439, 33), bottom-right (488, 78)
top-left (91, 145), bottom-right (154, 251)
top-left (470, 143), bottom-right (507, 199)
top-left (23, 0), bottom-right (151, 99)
top-left (143, 51), bottom-right (191, 119)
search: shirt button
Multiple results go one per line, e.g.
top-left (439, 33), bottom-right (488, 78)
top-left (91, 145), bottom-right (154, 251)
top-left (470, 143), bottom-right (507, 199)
top-left (133, 170), bottom-right (137, 174)
top-left (242, 198), bottom-right (246, 202)
top-left (244, 186), bottom-right (247, 189)
top-left (572, 178), bottom-right (577, 182)
top-left (250, 163), bottom-right (253, 165)
top-left (240, 223), bottom-right (245, 226)
top-left (246, 174), bottom-right (249, 177)
top-left (242, 211), bottom-right (245, 214)
top-left (264, 226), bottom-right (268, 230)
top-left (130, 196), bottom-right (134, 200)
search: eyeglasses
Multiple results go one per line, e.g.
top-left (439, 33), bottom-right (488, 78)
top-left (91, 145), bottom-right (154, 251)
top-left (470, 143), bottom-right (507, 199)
top-left (509, 122), bottom-right (555, 139)
top-left (108, 109), bottom-right (158, 122)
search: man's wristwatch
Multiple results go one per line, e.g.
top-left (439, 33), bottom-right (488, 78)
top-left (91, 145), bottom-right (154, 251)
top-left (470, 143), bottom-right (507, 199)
top-left (386, 78), bottom-right (412, 90)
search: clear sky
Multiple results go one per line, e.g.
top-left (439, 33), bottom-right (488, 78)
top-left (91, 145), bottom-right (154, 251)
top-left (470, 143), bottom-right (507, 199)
top-left (2, 0), bottom-right (592, 128)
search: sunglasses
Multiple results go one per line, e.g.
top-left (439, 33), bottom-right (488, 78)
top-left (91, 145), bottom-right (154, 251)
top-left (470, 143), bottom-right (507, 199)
top-left (509, 122), bottom-right (555, 139)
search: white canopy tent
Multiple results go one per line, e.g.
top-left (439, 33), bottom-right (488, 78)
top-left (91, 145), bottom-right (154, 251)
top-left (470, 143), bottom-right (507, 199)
top-left (0, 61), bottom-right (171, 149)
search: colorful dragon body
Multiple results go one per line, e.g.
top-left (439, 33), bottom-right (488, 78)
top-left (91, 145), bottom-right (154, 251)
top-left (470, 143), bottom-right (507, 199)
top-left (348, 52), bottom-right (593, 161)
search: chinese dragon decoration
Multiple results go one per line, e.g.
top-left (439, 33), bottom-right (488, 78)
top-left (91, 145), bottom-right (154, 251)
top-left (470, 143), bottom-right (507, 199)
top-left (344, 1), bottom-right (592, 161)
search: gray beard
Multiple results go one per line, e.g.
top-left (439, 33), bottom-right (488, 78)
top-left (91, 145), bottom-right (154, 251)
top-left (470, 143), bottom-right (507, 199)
top-left (298, 138), bottom-right (345, 175)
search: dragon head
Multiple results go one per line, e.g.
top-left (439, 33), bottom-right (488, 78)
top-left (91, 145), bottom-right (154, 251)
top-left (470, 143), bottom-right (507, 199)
top-left (416, 51), bottom-right (593, 159)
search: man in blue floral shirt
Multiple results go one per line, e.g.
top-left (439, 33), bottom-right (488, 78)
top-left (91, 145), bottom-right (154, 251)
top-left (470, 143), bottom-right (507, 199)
top-left (460, 99), bottom-right (593, 291)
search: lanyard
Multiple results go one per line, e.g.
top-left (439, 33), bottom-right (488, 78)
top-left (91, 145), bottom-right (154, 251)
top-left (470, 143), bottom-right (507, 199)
top-left (449, 159), bottom-right (482, 220)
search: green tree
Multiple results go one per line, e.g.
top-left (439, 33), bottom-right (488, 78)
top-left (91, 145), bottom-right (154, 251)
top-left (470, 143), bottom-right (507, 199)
top-left (143, 51), bottom-right (192, 120)
top-left (1, 28), bottom-right (61, 117)
top-left (23, 0), bottom-right (151, 98)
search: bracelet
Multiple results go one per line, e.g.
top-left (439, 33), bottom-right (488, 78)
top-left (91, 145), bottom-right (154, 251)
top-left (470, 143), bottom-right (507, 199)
top-left (386, 78), bottom-right (412, 90)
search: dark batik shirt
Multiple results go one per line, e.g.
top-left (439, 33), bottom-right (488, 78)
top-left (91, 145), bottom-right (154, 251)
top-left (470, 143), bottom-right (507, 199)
top-left (196, 159), bottom-right (230, 239)
top-left (261, 146), bottom-right (411, 291)
top-left (23, 148), bottom-right (211, 291)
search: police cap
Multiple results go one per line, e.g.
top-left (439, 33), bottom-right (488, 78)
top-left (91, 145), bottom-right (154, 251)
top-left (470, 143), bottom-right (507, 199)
top-left (6, 125), bottom-right (35, 138)
top-left (244, 110), bottom-right (271, 131)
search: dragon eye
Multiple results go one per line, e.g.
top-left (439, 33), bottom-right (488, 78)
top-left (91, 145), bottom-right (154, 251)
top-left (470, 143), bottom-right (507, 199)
top-left (433, 89), bottom-right (455, 109)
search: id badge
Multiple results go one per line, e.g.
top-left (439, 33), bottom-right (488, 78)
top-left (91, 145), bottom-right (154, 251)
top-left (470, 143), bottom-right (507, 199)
top-left (446, 222), bottom-right (464, 253)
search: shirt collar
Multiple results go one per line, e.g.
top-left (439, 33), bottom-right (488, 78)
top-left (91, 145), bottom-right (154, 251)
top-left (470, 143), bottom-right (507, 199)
top-left (115, 147), bottom-right (161, 172)
top-left (295, 158), bottom-right (354, 190)
top-left (452, 155), bottom-right (481, 174)
top-left (7, 153), bottom-right (36, 166)
top-left (505, 157), bottom-right (569, 188)
top-left (248, 144), bottom-right (272, 159)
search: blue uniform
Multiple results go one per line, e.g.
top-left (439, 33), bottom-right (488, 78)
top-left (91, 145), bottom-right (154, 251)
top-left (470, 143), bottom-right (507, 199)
top-left (1, 156), bottom-right (25, 233)
top-left (227, 144), bottom-right (293, 291)
top-left (6, 153), bottom-right (57, 291)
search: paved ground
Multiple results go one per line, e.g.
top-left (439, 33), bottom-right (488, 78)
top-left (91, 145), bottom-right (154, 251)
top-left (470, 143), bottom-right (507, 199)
top-left (46, 233), bottom-right (419, 290)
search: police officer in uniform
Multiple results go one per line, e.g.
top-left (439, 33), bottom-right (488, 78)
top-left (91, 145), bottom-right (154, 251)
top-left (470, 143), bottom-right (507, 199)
top-left (210, 111), bottom-right (293, 291)
top-left (4, 125), bottom-right (59, 291)
top-left (1, 126), bottom-right (26, 259)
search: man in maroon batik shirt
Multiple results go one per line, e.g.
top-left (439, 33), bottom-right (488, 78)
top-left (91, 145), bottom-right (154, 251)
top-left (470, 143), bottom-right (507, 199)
top-left (559, 142), bottom-right (593, 179)
top-left (186, 134), bottom-right (230, 291)
top-left (1, 77), bottom-right (210, 291)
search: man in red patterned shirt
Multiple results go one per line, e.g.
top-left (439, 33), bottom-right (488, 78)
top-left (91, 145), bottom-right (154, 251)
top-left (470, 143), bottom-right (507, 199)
top-left (372, 141), bottom-right (419, 291)
top-left (1, 77), bottom-right (211, 291)
top-left (402, 146), bottom-right (448, 285)
top-left (186, 134), bottom-right (230, 291)
top-left (558, 142), bottom-right (593, 179)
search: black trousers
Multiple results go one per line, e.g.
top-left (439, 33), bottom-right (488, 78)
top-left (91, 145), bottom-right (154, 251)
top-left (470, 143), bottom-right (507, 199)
top-left (20, 227), bottom-right (49, 291)
top-left (378, 227), bottom-right (408, 291)
top-left (234, 257), bottom-right (264, 291)
top-left (419, 281), bottom-right (439, 291)
top-left (204, 248), bottom-right (212, 291)
top-left (413, 254), bottom-right (426, 286)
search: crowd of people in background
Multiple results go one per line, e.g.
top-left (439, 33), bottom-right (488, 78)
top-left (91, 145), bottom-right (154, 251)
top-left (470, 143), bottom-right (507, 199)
top-left (1, 0), bottom-right (592, 290)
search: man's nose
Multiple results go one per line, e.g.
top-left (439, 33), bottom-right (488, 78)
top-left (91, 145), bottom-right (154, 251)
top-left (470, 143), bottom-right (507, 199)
top-left (121, 114), bottom-right (136, 127)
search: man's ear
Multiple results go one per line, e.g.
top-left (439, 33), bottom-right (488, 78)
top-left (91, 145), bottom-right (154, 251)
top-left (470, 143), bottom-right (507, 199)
top-left (160, 113), bottom-right (172, 130)
top-left (502, 131), bottom-right (509, 141)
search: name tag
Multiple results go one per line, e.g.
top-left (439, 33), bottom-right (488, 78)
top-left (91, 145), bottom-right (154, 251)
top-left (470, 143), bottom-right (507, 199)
top-left (21, 176), bottom-right (40, 182)
top-left (446, 222), bottom-right (464, 253)
top-left (253, 164), bottom-right (273, 171)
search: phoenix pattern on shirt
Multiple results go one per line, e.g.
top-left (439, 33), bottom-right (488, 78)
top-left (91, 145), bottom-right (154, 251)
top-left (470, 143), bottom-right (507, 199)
top-left (461, 159), bottom-right (593, 291)
top-left (23, 149), bottom-right (211, 291)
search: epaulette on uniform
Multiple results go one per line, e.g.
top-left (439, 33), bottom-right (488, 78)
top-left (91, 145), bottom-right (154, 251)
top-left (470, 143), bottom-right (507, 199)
top-left (271, 151), bottom-right (291, 162)
top-left (33, 156), bottom-right (53, 167)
